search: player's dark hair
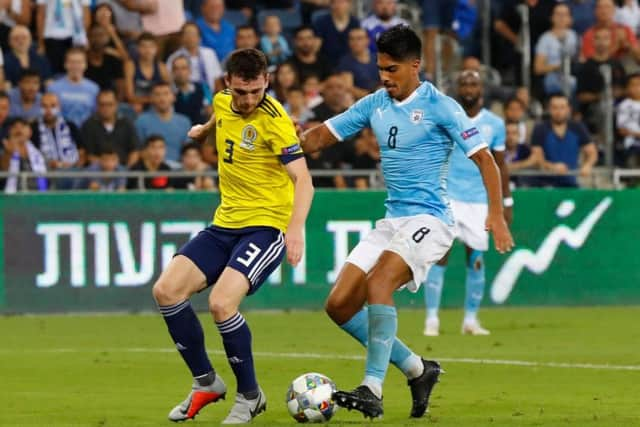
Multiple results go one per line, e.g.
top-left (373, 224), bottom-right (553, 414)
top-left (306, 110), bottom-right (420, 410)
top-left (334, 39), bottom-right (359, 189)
top-left (226, 48), bottom-right (268, 81)
top-left (181, 141), bottom-right (201, 156)
top-left (376, 25), bottom-right (421, 61)
top-left (144, 134), bottom-right (165, 147)
top-left (19, 68), bottom-right (41, 81)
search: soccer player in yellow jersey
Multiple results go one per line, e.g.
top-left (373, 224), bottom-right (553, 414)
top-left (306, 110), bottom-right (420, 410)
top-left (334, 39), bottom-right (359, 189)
top-left (152, 49), bottom-right (314, 424)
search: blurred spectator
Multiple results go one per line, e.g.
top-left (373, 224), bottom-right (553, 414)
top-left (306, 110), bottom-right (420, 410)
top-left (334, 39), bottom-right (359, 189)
top-left (313, 0), bottom-right (359, 61)
top-left (31, 92), bottom-right (84, 188)
top-left (530, 93), bottom-right (598, 187)
top-left (504, 96), bottom-right (532, 145)
top-left (140, 0), bottom-right (185, 60)
top-left (616, 73), bottom-right (640, 166)
top-left (284, 86), bottom-right (314, 125)
top-left (576, 26), bottom-right (627, 132)
top-left (361, 0), bottom-right (407, 53)
top-left (77, 148), bottom-right (126, 191)
top-left (300, 0), bottom-right (330, 26)
top-left (135, 81), bottom-right (191, 164)
top-left (0, 0), bottom-right (31, 51)
top-left (197, 0), bottom-right (235, 62)
top-left (1, 117), bottom-right (47, 193)
top-left (92, 3), bottom-right (130, 60)
top-left (47, 47), bottom-right (99, 127)
top-left (569, 0), bottom-right (596, 35)
top-left (581, 0), bottom-right (640, 61)
top-left (86, 24), bottom-right (125, 97)
top-left (534, 3), bottom-right (579, 95)
top-left (8, 69), bottom-right (42, 121)
top-left (337, 27), bottom-right (379, 97)
top-left (81, 88), bottom-right (140, 167)
top-left (0, 90), bottom-right (10, 140)
top-left (172, 141), bottom-right (214, 190)
top-left (36, 0), bottom-right (90, 75)
top-left (234, 24), bottom-right (259, 50)
top-left (614, 0), bottom-right (640, 36)
top-left (269, 61), bottom-right (299, 103)
top-left (124, 32), bottom-right (170, 113)
top-left (302, 74), bottom-right (323, 108)
top-left (289, 25), bottom-right (333, 82)
top-left (127, 134), bottom-right (173, 190)
top-left (171, 54), bottom-right (208, 124)
top-left (96, 0), bottom-right (150, 46)
top-left (515, 86), bottom-right (543, 120)
top-left (260, 15), bottom-right (291, 66)
top-left (3, 25), bottom-right (52, 87)
top-left (166, 21), bottom-right (223, 101)
top-left (422, 0), bottom-right (456, 80)
top-left (347, 127), bottom-right (380, 189)
top-left (504, 120), bottom-right (534, 186)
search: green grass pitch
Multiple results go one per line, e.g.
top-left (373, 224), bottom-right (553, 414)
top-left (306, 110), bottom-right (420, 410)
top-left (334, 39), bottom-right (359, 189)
top-left (1, 306), bottom-right (639, 426)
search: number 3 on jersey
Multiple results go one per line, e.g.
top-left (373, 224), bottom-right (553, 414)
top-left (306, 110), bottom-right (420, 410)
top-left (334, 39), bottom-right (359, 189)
top-left (388, 126), bottom-right (398, 149)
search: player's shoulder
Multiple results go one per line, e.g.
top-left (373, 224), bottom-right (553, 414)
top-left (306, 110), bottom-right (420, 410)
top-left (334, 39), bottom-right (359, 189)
top-left (214, 88), bottom-right (232, 108)
top-left (481, 108), bottom-right (505, 127)
top-left (257, 94), bottom-right (287, 119)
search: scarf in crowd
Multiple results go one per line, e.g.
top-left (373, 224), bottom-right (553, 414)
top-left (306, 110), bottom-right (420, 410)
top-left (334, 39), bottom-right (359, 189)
top-left (37, 116), bottom-right (79, 165)
top-left (4, 142), bottom-right (48, 194)
top-left (53, 0), bottom-right (87, 46)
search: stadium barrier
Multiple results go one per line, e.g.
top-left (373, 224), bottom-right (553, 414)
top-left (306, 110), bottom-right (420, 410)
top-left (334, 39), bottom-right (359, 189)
top-left (0, 189), bottom-right (637, 313)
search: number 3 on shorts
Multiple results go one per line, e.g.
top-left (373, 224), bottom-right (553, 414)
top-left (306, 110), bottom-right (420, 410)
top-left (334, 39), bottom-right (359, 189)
top-left (412, 227), bottom-right (430, 243)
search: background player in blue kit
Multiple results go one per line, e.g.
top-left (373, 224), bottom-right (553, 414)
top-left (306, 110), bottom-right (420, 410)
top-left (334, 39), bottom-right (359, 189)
top-left (423, 70), bottom-right (513, 337)
top-left (300, 25), bottom-right (514, 419)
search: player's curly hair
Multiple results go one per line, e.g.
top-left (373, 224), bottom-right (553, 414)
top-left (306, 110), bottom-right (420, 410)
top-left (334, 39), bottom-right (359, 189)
top-left (376, 25), bottom-right (421, 61)
top-left (226, 48), bottom-right (268, 81)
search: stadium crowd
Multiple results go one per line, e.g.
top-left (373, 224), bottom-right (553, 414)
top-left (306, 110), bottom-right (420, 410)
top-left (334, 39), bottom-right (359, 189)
top-left (0, 0), bottom-right (638, 192)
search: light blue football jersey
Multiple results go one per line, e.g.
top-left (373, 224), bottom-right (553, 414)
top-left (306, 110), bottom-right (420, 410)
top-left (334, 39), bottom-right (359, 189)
top-left (325, 82), bottom-right (487, 225)
top-left (447, 108), bottom-right (506, 204)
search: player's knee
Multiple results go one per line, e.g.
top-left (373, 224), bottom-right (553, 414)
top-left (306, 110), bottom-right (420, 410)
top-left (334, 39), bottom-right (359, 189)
top-left (325, 293), bottom-right (353, 324)
top-left (152, 279), bottom-right (174, 305)
top-left (208, 297), bottom-right (237, 320)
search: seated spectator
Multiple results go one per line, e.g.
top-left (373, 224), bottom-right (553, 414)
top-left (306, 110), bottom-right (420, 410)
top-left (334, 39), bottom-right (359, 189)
top-left (570, 0), bottom-right (596, 36)
top-left (0, 91), bottom-right (10, 140)
top-left (47, 48), bottom-right (100, 127)
top-left (581, 0), bottom-right (640, 61)
top-left (86, 24), bottom-right (125, 97)
top-left (197, 0), bottom-right (235, 62)
top-left (31, 92), bottom-right (85, 189)
top-left (534, 3), bottom-right (579, 95)
top-left (529, 93), bottom-right (598, 187)
top-left (92, 3), bottom-right (130, 60)
top-left (81, 88), bottom-right (140, 167)
top-left (348, 127), bottom-right (380, 189)
top-left (1, 117), bottom-right (47, 193)
top-left (313, 0), bottom-right (359, 61)
top-left (127, 134), bottom-right (173, 190)
top-left (3, 25), bottom-right (52, 88)
top-left (260, 15), bottom-right (292, 66)
top-left (0, 1), bottom-right (31, 52)
top-left (140, 0), bottom-right (186, 60)
top-left (360, 0), bottom-right (407, 53)
top-left (171, 55), bottom-right (209, 124)
top-left (289, 25), bottom-right (333, 82)
top-left (336, 27), bottom-right (380, 98)
top-left (576, 26), bottom-right (627, 133)
top-left (135, 82), bottom-right (191, 165)
top-left (300, 0), bottom-right (330, 26)
top-left (166, 21), bottom-right (223, 102)
top-left (36, 0), bottom-right (91, 75)
top-left (234, 24), bottom-right (259, 50)
top-left (269, 61), bottom-right (299, 103)
top-left (616, 73), bottom-right (640, 166)
top-left (504, 120), bottom-right (534, 187)
top-left (76, 148), bottom-right (127, 191)
top-left (302, 74), bottom-right (323, 109)
top-left (284, 86), bottom-right (314, 125)
top-left (504, 96), bottom-right (533, 146)
top-left (124, 32), bottom-right (170, 113)
top-left (172, 142), bottom-right (215, 190)
top-left (8, 69), bottom-right (42, 122)
top-left (96, 0), bottom-right (149, 46)
top-left (615, 0), bottom-right (640, 36)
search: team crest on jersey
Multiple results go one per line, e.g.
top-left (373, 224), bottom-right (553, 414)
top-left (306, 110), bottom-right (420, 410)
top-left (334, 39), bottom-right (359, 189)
top-left (410, 109), bottom-right (424, 124)
top-left (240, 125), bottom-right (257, 150)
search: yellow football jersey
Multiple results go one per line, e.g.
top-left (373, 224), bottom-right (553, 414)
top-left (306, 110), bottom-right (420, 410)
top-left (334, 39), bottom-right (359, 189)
top-left (212, 90), bottom-right (303, 232)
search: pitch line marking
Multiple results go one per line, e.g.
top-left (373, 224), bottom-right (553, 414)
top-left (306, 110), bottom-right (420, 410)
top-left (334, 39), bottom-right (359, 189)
top-left (1, 348), bottom-right (639, 371)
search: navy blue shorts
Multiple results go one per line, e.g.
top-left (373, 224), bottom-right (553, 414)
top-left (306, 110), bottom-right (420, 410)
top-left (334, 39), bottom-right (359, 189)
top-left (422, 0), bottom-right (456, 29)
top-left (177, 225), bottom-right (285, 295)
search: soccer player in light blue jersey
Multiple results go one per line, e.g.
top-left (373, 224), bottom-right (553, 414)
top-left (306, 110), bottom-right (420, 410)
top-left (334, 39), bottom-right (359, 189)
top-left (423, 70), bottom-right (513, 337)
top-left (300, 25), bottom-right (514, 419)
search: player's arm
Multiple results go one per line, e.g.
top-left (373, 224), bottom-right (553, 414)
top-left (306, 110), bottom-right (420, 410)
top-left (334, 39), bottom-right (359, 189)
top-left (284, 157), bottom-right (314, 267)
top-left (299, 123), bottom-right (340, 153)
top-left (188, 113), bottom-right (216, 145)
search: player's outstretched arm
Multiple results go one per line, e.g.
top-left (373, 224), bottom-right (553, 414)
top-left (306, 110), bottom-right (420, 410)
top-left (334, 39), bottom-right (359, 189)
top-left (470, 148), bottom-right (515, 254)
top-left (284, 157), bottom-right (315, 266)
top-left (188, 113), bottom-right (216, 144)
top-left (299, 123), bottom-right (339, 154)
top-left (493, 150), bottom-right (513, 224)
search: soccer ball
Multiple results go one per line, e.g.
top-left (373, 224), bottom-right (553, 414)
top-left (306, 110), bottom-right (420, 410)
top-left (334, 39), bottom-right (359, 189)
top-left (285, 373), bottom-right (338, 423)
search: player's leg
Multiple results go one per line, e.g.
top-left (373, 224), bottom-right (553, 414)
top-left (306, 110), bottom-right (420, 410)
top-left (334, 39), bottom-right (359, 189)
top-left (422, 251), bottom-right (451, 336)
top-left (152, 238), bottom-right (229, 422)
top-left (461, 245), bottom-right (490, 335)
top-left (214, 227), bottom-right (285, 424)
